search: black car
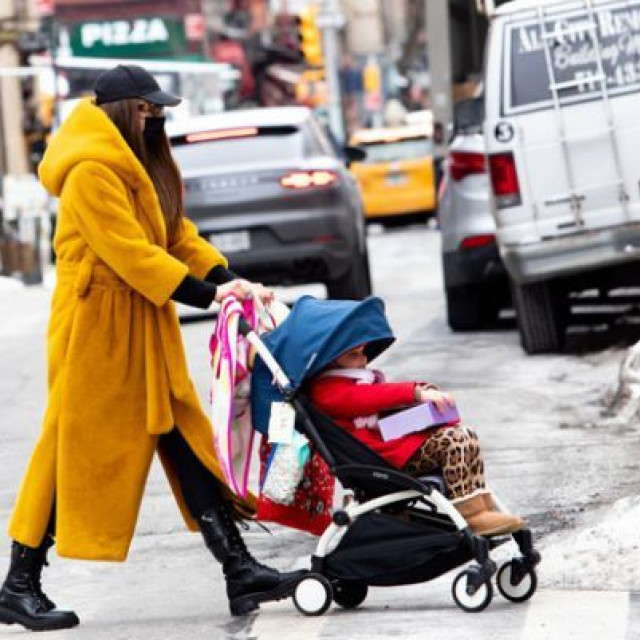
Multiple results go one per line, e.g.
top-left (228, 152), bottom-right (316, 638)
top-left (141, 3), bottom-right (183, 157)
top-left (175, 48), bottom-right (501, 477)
top-left (168, 106), bottom-right (371, 299)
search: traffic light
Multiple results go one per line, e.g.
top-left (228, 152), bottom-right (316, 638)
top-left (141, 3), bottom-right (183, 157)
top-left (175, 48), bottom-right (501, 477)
top-left (295, 69), bottom-right (327, 107)
top-left (362, 56), bottom-right (382, 112)
top-left (297, 5), bottom-right (323, 68)
top-left (363, 57), bottom-right (381, 95)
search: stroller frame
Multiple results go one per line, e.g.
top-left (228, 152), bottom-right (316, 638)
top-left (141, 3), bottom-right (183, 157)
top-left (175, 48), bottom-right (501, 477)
top-left (244, 320), bottom-right (541, 615)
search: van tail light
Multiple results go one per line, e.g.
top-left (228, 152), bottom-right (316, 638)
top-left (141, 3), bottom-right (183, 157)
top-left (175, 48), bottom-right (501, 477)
top-left (280, 170), bottom-right (338, 190)
top-left (449, 151), bottom-right (486, 181)
top-left (459, 234), bottom-right (496, 250)
top-left (488, 152), bottom-right (522, 209)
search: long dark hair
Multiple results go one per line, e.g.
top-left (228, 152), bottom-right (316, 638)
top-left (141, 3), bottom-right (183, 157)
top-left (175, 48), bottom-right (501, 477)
top-left (99, 98), bottom-right (184, 240)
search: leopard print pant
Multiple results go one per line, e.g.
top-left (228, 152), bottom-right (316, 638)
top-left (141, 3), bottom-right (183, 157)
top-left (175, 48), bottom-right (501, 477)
top-left (401, 426), bottom-right (486, 499)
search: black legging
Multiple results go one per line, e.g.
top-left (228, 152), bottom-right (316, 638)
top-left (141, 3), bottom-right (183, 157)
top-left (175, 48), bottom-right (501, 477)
top-left (158, 427), bottom-right (223, 520)
top-left (44, 428), bottom-right (221, 542)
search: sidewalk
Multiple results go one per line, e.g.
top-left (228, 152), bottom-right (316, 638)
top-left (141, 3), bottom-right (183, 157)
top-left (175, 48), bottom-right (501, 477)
top-left (0, 272), bottom-right (52, 334)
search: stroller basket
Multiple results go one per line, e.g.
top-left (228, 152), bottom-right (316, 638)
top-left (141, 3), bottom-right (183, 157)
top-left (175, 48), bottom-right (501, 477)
top-left (321, 510), bottom-right (474, 587)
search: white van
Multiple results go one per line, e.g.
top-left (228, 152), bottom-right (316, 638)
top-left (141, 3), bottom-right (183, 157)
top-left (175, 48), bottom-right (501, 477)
top-left (484, 0), bottom-right (640, 353)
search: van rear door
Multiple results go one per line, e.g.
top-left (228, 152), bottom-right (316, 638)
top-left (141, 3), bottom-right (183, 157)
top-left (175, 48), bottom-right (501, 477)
top-left (487, 1), bottom-right (640, 243)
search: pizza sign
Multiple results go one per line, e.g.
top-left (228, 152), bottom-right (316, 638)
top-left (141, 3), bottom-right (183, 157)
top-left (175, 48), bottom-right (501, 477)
top-left (70, 17), bottom-right (188, 57)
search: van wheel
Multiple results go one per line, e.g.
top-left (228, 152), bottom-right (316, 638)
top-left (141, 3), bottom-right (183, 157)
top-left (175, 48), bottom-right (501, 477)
top-left (326, 251), bottom-right (372, 300)
top-left (511, 279), bottom-right (565, 354)
top-left (446, 285), bottom-right (499, 331)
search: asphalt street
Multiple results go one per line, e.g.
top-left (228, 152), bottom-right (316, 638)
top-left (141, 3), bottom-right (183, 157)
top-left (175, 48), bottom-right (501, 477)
top-left (1, 224), bottom-right (639, 639)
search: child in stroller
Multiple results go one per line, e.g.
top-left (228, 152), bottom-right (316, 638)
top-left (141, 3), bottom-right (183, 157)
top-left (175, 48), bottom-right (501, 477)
top-left (249, 295), bottom-right (540, 615)
top-left (308, 342), bottom-right (524, 537)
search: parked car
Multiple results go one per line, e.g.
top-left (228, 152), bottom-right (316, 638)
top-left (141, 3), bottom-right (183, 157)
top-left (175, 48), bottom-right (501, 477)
top-left (485, 0), bottom-right (640, 353)
top-left (168, 106), bottom-right (371, 299)
top-left (439, 98), bottom-right (510, 330)
top-left (348, 124), bottom-right (437, 224)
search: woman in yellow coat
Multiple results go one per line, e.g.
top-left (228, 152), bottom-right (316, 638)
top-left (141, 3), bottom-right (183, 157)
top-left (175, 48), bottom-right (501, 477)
top-left (0, 65), bottom-right (304, 632)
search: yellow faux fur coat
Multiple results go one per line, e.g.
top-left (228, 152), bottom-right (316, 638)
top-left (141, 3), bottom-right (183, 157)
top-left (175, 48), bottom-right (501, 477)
top-left (8, 98), bottom-right (255, 561)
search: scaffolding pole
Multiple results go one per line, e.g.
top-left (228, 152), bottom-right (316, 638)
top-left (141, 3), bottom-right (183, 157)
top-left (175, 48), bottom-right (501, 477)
top-left (317, 0), bottom-right (345, 145)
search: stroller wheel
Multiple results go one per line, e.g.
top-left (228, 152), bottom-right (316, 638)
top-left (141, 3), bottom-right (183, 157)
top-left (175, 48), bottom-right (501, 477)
top-left (496, 560), bottom-right (538, 603)
top-left (452, 569), bottom-right (493, 613)
top-left (293, 574), bottom-right (333, 616)
top-left (332, 580), bottom-right (368, 609)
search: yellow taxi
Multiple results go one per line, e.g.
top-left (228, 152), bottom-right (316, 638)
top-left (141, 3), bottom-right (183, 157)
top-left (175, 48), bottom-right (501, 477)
top-left (349, 124), bottom-right (436, 222)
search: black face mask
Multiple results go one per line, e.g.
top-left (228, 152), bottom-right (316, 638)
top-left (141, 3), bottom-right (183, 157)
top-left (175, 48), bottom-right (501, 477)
top-left (143, 116), bottom-right (166, 147)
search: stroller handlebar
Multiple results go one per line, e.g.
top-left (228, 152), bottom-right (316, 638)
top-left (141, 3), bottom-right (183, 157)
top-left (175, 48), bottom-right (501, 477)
top-left (244, 329), bottom-right (293, 395)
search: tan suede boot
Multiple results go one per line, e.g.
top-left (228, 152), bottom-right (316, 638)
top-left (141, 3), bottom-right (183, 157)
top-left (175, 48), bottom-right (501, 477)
top-left (482, 493), bottom-right (525, 532)
top-left (454, 493), bottom-right (524, 536)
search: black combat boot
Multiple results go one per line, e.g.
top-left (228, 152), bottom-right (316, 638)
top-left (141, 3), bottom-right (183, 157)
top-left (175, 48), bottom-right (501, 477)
top-left (0, 539), bottom-right (79, 631)
top-left (200, 503), bottom-right (306, 616)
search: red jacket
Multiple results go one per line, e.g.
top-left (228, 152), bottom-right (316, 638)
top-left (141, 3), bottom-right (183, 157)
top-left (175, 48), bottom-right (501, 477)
top-left (308, 375), bottom-right (428, 468)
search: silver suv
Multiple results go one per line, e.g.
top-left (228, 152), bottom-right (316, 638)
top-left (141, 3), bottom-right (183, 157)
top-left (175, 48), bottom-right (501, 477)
top-left (168, 106), bottom-right (371, 299)
top-left (438, 98), bottom-right (510, 330)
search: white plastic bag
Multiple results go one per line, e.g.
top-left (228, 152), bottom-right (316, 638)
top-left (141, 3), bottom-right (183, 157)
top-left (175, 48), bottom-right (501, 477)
top-left (261, 432), bottom-right (310, 505)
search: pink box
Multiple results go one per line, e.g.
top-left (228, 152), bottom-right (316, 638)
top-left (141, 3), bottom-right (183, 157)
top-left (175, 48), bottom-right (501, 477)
top-left (378, 402), bottom-right (460, 442)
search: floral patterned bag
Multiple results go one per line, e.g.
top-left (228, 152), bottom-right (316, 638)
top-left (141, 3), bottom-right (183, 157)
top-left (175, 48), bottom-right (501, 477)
top-left (257, 438), bottom-right (335, 536)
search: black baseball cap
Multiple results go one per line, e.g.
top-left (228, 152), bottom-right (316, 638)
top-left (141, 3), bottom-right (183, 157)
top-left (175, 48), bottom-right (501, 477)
top-left (94, 64), bottom-right (181, 107)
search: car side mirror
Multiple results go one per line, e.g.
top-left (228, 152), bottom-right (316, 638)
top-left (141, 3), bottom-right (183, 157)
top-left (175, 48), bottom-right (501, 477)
top-left (343, 145), bottom-right (366, 166)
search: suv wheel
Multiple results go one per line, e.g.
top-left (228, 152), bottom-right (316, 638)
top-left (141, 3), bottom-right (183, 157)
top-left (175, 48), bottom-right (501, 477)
top-left (445, 285), bottom-right (499, 331)
top-left (511, 278), bottom-right (566, 354)
top-left (326, 251), bottom-right (372, 300)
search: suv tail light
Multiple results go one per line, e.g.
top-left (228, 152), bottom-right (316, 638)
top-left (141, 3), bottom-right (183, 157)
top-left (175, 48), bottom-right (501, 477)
top-left (459, 234), bottom-right (496, 250)
top-left (280, 170), bottom-right (338, 190)
top-left (185, 127), bottom-right (258, 143)
top-left (449, 151), bottom-right (486, 182)
top-left (488, 152), bottom-right (521, 209)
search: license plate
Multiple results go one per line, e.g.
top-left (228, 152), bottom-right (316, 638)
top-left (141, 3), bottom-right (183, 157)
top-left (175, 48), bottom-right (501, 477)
top-left (209, 230), bottom-right (251, 253)
top-left (386, 173), bottom-right (407, 185)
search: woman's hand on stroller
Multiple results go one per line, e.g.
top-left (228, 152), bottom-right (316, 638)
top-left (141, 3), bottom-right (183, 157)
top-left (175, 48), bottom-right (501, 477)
top-left (414, 384), bottom-right (455, 414)
top-left (214, 279), bottom-right (275, 306)
top-left (249, 282), bottom-right (275, 306)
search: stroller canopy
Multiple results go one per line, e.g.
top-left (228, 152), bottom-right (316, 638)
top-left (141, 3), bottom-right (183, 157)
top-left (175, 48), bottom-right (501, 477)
top-left (251, 295), bottom-right (395, 435)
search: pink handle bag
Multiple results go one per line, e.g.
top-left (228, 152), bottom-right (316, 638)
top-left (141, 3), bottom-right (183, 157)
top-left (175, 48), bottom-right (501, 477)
top-left (209, 295), bottom-right (285, 497)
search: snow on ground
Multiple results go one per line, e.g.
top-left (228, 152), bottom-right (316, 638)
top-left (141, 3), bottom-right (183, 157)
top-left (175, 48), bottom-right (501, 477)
top-left (539, 495), bottom-right (640, 590)
top-left (0, 275), bottom-right (22, 291)
top-left (0, 268), bottom-right (55, 291)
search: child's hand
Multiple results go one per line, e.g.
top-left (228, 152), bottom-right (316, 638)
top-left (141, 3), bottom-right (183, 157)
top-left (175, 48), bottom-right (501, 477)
top-left (414, 384), bottom-right (455, 414)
